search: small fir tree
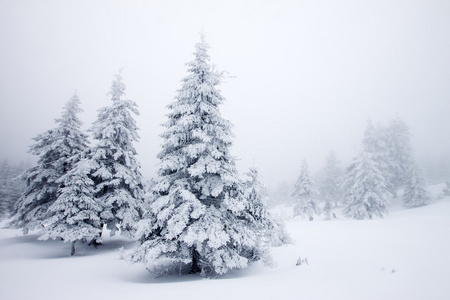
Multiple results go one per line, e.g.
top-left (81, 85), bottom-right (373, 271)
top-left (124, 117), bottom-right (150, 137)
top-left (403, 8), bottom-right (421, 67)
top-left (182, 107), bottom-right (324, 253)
top-left (89, 72), bottom-right (144, 238)
top-left (319, 151), bottom-right (343, 207)
top-left (384, 117), bottom-right (413, 193)
top-left (402, 160), bottom-right (431, 207)
top-left (12, 93), bottom-right (88, 233)
top-left (363, 121), bottom-right (392, 190)
top-left (39, 155), bottom-right (102, 255)
top-left (343, 121), bottom-right (391, 219)
top-left (292, 160), bottom-right (320, 220)
top-left (242, 168), bottom-right (290, 247)
top-left (0, 160), bottom-right (26, 219)
top-left (343, 122), bottom-right (391, 219)
top-left (128, 35), bottom-right (263, 277)
top-left (0, 159), bottom-right (12, 218)
top-left (323, 200), bottom-right (332, 220)
top-left (342, 150), bottom-right (391, 219)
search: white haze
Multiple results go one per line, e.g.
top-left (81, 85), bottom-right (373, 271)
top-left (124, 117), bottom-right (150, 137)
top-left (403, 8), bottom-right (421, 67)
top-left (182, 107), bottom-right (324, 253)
top-left (0, 0), bottom-right (449, 189)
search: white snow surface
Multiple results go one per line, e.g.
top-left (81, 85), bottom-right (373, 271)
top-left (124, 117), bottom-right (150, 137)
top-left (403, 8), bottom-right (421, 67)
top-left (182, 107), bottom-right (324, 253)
top-left (1, 186), bottom-right (450, 300)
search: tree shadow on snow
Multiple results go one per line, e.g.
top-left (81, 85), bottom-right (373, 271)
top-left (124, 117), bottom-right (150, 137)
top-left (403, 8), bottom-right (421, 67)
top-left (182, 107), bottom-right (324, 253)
top-left (0, 233), bottom-right (41, 246)
top-left (0, 233), bottom-right (136, 260)
top-left (120, 261), bottom-right (268, 284)
top-left (123, 272), bottom-right (205, 284)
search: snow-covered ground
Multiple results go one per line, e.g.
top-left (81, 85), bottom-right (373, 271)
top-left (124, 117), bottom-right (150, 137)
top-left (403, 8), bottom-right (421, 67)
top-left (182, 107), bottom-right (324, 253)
top-left (1, 185), bottom-right (449, 300)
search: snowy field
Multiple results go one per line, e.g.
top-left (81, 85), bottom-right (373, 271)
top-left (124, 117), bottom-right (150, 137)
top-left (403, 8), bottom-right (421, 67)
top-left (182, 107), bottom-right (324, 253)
top-left (1, 185), bottom-right (449, 300)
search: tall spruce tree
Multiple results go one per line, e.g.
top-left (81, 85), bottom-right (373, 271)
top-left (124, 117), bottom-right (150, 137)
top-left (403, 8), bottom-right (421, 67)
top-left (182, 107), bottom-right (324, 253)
top-left (342, 123), bottom-right (390, 219)
top-left (292, 160), bottom-right (320, 220)
top-left (12, 93), bottom-right (88, 233)
top-left (89, 73), bottom-right (144, 238)
top-left (128, 35), bottom-right (263, 276)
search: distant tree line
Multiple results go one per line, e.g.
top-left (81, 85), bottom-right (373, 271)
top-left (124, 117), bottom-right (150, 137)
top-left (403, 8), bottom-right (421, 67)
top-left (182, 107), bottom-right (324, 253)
top-left (290, 118), bottom-right (433, 221)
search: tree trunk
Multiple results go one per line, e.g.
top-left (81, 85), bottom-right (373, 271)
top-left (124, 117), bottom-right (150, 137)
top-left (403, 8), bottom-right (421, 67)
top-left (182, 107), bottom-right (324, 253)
top-left (189, 250), bottom-right (201, 274)
top-left (88, 228), bottom-right (103, 248)
top-left (71, 241), bottom-right (76, 256)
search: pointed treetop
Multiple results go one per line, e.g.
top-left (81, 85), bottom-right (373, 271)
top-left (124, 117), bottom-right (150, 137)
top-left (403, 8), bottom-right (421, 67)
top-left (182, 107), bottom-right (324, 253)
top-left (188, 32), bottom-right (212, 71)
top-left (56, 91), bottom-right (84, 129)
top-left (109, 71), bottom-right (126, 102)
top-left (301, 159), bottom-right (309, 173)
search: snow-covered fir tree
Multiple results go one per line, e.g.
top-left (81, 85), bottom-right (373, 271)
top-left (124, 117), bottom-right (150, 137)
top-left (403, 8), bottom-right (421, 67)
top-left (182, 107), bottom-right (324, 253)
top-left (0, 159), bottom-right (13, 218)
top-left (89, 73), bottom-right (144, 238)
top-left (342, 151), bottom-right (390, 219)
top-left (363, 121), bottom-right (391, 185)
top-left (128, 35), bottom-right (264, 277)
top-left (342, 123), bottom-right (391, 219)
top-left (319, 151), bottom-right (343, 207)
top-left (365, 122), bottom-right (389, 157)
top-left (0, 160), bottom-right (26, 219)
top-left (402, 159), bottom-right (431, 207)
top-left (242, 167), bottom-right (290, 247)
top-left (12, 93), bottom-right (89, 233)
top-left (292, 160), bottom-right (320, 220)
top-left (39, 154), bottom-right (102, 255)
top-left (323, 200), bottom-right (332, 220)
top-left (384, 117), bottom-right (413, 194)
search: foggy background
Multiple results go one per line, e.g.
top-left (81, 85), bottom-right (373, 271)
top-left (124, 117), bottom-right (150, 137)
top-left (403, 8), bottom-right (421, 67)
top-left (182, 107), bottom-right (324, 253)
top-left (1, 0), bottom-right (449, 190)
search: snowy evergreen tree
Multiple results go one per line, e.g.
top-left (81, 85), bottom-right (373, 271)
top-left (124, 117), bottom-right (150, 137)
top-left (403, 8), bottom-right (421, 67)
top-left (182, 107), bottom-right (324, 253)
top-left (292, 160), bottom-right (320, 220)
top-left (323, 200), bottom-right (332, 220)
top-left (319, 151), bottom-right (343, 207)
top-left (0, 160), bottom-right (26, 219)
top-left (385, 117), bottom-right (413, 193)
top-left (342, 151), bottom-right (390, 219)
top-left (363, 122), bottom-right (391, 186)
top-left (0, 159), bottom-right (13, 218)
top-left (342, 123), bottom-right (391, 220)
top-left (89, 72), bottom-right (144, 238)
top-left (39, 154), bottom-right (102, 255)
top-left (12, 93), bottom-right (89, 233)
top-left (242, 168), bottom-right (290, 247)
top-left (402, 160), bottom-right (431, 207)
top-left (128, 35), bottom-right (263, 277)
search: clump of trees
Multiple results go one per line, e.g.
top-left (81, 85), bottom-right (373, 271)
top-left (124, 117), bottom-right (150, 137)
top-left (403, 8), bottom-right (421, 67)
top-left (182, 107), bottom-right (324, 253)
top-left (307, 117), bottom-right (433, 221)
top-left (341, 118), bottom-right (431, 220)
top-left (7, 35), bottom-right (287, 277)
top-left (12, 75), bottom-right (144, 255)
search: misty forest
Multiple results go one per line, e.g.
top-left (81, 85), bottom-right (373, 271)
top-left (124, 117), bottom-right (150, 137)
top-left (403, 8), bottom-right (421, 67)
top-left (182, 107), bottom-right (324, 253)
top-left (1, 1), bottom-right (450, 299)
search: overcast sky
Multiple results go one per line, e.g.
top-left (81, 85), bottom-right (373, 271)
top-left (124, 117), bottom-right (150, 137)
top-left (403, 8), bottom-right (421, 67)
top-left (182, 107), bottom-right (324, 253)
top-left (1, 0), bottom-right (449, 189)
